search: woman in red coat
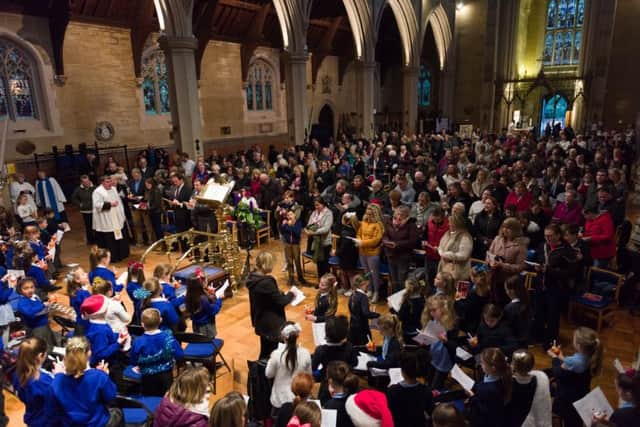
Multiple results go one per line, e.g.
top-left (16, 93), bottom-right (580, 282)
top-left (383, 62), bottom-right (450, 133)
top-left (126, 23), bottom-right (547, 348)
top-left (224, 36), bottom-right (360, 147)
top-left (582, 207), bottom-right (616, 269)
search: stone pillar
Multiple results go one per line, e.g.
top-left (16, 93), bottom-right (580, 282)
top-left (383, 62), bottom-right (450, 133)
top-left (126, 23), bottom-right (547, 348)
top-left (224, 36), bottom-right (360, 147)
top-left (356, 61), bottom-right (376, 138)
top-left (284, 53), bottom-right (309, 145)
top-left (402, 66), bottom-right (419, 135)
top-left (159, 35), bottom-right (202, 159)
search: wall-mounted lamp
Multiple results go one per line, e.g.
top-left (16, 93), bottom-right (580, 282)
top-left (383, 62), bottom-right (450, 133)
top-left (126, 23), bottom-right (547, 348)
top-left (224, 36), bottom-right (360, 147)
top-left (456, 1), bottom-right (465, 12)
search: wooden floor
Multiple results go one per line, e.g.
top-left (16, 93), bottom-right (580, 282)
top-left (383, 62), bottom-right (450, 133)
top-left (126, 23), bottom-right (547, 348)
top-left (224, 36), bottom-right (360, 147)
top-left (4, 208), bottom-right (640, 426)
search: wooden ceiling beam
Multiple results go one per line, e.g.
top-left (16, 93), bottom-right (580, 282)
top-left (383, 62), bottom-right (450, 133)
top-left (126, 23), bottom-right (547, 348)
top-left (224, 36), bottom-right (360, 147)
top-left (218, 0), bottom-right (261, 12)
top-left (48, 0), bottom-right (71, 81)
top-left (240, 2), bottom-right (271, 81)
top-left (311, 16), bottom-right (342, 85)
top-left (130, 0), bottom-right (156, 78)
top-left (194, 0), bottom-right (219, 79)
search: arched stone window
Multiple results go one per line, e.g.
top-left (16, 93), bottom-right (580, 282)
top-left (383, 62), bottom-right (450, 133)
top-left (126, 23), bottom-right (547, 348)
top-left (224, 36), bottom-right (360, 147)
top-left (417, 64), bottom-right (431, 107)
top-left (246, 59), bottom-right (274, 112)
top-left (142, 49), bottom-right (170, 115)
top-left (0, 38), bottom-right (39, 120)
top-left (543, 0), bottom-right (585, 66)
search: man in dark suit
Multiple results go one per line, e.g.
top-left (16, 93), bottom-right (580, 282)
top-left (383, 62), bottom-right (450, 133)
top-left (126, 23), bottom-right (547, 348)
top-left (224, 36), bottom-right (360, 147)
top-left (128, 168), bottom-right (151, 245)
top-left (169, 172), bottom-right (192, 251)
top-left (138, 157), bottom-right (155, 181)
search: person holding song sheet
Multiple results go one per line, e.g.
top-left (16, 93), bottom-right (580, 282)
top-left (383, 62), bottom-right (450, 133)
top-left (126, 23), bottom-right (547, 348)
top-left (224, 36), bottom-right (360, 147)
top-left (468, 348), bottom-right (512, 427)
top-left (248, 251), bottom-right (295, 360)
top-left (391, 277), bottom-right (425, 344)
top-left (305, 273), bottom-right (337, 323)
top-left (421, 295), bottom-right (458, 389)
top-left (347, 274), bottom-right (379, 346)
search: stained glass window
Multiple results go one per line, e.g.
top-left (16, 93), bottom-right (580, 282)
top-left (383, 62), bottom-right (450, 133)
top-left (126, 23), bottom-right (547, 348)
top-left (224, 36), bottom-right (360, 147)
top-left (541, 94), bottom-right (568, 133)
top-left (246, 59), bottom-right (274, 111)
top-left (0, 39), bottom-right (38, 120)
top-left (544, 0), bottom-right (584, 66)
top-left (417, 64), bottom-right (431, 107)
top-left (141, 49), bottom-right (170, 115)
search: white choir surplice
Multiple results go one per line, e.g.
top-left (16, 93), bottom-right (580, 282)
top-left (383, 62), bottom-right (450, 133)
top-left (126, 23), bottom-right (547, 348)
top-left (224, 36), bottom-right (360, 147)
top-left (34, 177), bottom-right (66, 212)
top-left (92, 185), bottom-right (126, 234)
top-left (10, 180), bottom-right (37, 213)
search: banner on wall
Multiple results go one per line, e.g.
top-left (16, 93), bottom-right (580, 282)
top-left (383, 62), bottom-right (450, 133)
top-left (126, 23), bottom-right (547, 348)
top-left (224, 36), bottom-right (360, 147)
top-left (436, 118), bottom-right (449, 133)
top-left (459, 124), bottom-right (473, 139)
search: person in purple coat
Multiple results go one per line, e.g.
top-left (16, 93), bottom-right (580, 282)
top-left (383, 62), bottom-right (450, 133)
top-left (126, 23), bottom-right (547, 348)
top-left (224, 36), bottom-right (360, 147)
top-left (153, 367), bottom-right (211, 427)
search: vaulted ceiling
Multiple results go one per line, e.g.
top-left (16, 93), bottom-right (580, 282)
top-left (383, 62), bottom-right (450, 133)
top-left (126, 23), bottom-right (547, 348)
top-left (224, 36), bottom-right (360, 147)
top-left (0, 0), bottom-right (403, 84)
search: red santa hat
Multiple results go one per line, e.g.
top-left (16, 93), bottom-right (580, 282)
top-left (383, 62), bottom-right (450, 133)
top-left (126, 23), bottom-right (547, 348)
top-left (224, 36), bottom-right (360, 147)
top-left (345, 390), bottom-right (393, 427)
top-left (80, 294), bottom-right (108, 319)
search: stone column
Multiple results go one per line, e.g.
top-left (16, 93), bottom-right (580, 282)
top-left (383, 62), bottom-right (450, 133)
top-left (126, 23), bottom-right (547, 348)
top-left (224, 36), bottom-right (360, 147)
top-left (402, 66), bottom-right (419, 135)
top-left (284, 53), bottom-right (309, 145)
top-left (159, 35), bottom-right (202, 159)
top-left (356, 61), bottom-right (376, 138)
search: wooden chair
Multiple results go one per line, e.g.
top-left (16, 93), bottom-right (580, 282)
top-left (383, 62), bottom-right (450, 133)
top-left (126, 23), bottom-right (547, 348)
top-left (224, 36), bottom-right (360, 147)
top-left (568, 266), bottom-right (624, 332)
top-left (255, 210), bottom-right (271, 248)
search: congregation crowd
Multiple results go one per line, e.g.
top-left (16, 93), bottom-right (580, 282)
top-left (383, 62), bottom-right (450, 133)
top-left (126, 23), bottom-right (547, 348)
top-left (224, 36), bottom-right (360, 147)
top-left (0, 124), bottom-right (639, 427)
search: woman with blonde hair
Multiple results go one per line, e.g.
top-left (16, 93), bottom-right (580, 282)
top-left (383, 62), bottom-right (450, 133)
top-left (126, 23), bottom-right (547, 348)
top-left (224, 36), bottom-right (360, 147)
top-left (154, 367), bottom-right (211, 427)
top-left (437, 214), bottom-right (473, 282)
top-left (354, 203), bottom-right (384, 300)
top-left (487, 217), bottom-right (526, 305)
top-left (247, 251), bottom-right (295, 359)
top-left (48, 337), bottom-right (122, 427)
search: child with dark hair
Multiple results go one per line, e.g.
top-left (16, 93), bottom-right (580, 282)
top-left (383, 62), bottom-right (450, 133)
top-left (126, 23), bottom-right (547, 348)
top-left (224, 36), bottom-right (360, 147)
top-left (130, 308), bottom-right (184, 396)
top-left (432, 403), bottom-right (468, 427)
top-left (305, 273), bottom-right (337, 323)
top-left (126, 261), bottom-right (146, 324)
top-left (184, 273), bottom-right (223, 338)
top-left (607, 370), bottom-right (640, 427)
top-left (348, 274), bottom-right (380, 346)
top-left (312, 315), bottom-right (358, 404)
top-left (503, 276), bottom-right (531, 347)
top-left (386, 351), bottom-right (434, 426)
top-left (265, 322), bottom-right (312, 412)
top-left (325, 361), bottom-right (359, 427)
top-left (15, 277), bottom-right (56, 350)
top-left (25, 250), bottom-right (58, 298)
top-left (392, 277), bottom-right (425, 344)
top-left (469, 304), bottom-right (518, 357)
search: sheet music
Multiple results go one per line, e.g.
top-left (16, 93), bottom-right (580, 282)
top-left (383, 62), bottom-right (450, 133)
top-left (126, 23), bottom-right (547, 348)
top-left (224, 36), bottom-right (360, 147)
top-left (368, 367), bottom-right (388, 377)
top-left (387, 289), bottom-right (406, 312)
top-left (388, 368), bottom-right (403, 386)
top-left (355, 352), bottom-right (377, 370)
top-left (290, 286), bottom-right (306, 306)
top-left (7, 269), bottom-right (25, 279)
top-left (312, 322), bottom-right (327, 346)
top-left (456, 347), bottom-right (473, 361)
top-left (451, 364), bottom-right (475, 392)
top-left (215, 279), bottom-right (230, 299)
top-left (321, 409), bottom-right (337, 427)
top-left (412, 321), bottom-right (446, 346)
top-left (573, 387), bottom-right (614, 426)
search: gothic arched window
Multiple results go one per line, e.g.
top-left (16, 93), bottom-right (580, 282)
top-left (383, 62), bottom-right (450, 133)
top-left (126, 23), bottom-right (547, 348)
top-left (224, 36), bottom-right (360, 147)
top-left (417, 64), bottom-right (431, 107)
top-left (246, 60), bottom-right (274, 111)
top-left (0, 39), bottom-right (38, 120)
top-left (543, 0), bottom-right (585, 66)
top-left (142, 49), bottom-right (170, 115)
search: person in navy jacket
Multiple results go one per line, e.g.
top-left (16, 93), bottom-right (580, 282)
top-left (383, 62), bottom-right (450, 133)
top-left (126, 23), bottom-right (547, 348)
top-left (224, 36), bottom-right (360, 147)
top-left (130, 308), bottom-right (184, 396)
top-left (279, 209), bottom-right (305, 286)
top-left (153, 263), bottom-right (185, 312)
top-left (13, 337), bottom-right (58, 427)
top-left (89, 246), bottom-right (123, 293)
top-left (15, 277), bottom-right (56, 350)
top-left (81, 294), bottom-right (129, 391)
top-left (126, 261), bottom-right (146, 324)
top-left (66, 267), bottom-right (92, 335)
top-left (47, 336), bottom-right (120, 427)
top-left (348, 274), bottom-right (380, 346)
top-left (469, 347), bottom-right (512, 427)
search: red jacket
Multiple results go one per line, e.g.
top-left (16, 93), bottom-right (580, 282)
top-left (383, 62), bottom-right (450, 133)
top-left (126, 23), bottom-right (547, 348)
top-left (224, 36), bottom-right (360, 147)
top-left (504, 191), bottom-right (532, 213)
top-left (584, 211), bottom-right (616, 259)
top-left (424, 217), bottom-right (449, 260)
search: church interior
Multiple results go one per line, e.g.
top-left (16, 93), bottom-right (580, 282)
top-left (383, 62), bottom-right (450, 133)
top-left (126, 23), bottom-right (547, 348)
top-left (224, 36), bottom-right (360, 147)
top-left (0, 0), bottom-right (639, 426)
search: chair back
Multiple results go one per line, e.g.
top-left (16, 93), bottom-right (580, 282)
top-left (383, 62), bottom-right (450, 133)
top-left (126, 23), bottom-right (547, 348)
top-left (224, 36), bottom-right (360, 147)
top-left (174, 332), bottom-right (212, 344)
top-left (586, 267), bottom-right (624, 305)
top-left (127, 324), bottom-right (145, 336)
top-left (114, 395), bottom-right (154, 425)
top-left (53, 316), bottom-right (77, 332)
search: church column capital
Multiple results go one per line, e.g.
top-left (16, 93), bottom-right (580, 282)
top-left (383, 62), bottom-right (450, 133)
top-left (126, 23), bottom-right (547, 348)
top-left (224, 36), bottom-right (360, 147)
top-left (158, 35), bottom-right (198, 52)
top-left (286, 52), bottom-right (309, 65)
top-left (357, 61), bottom-right (377, 72)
